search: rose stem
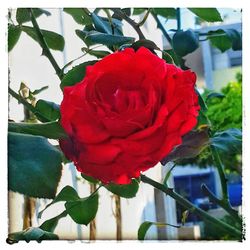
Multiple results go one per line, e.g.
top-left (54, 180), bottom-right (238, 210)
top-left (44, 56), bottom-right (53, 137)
top-left (8, 87), bottom-right (49, 122)
top-left (115, 195), bottom-right (122, 240)
top-left (89, 183), bottom-right (97, 240)
top-left (28, 8), bottom-right (64, 80)
top-left (110, 8), bottom-right (146, 40)
top-left (140, 174), bottom-right (242, 238)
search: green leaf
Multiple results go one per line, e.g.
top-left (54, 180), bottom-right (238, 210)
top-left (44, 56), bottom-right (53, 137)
top-left (162, 49), bottom-right (187, 69)
top-left (8, 121), bottom-right (67, 139)
top-left (208, 30), bottom-right (231, 52)
top-left (172, 29), bottom-right (199, 57)
top-left (76, 28), bottom-right (96, 47)
top-left (131, 39), bottom-right (160, 52)
top-left (92, 13), bottom-right (111, 34)
top-left (208, 29), bottom-right (242, 52)
top-left (38, 185), bottom-right (79, 218)
top-left (63, 8), bottom-right (92, 25)
top-left (81, 173), bottom-right (100, 184)
top-left (16, 8), bottom-right (51, 24)
top-left (206, 92), bottom-right (225, 101)
top-left (153, 8), bottom-right (176, 19)
top-left (35, 100), bottom-right (60, 121)
top-left (8, 24), bottom-right (22, 52)
top-left (65, 192), bottom-right (99, 225)
top-left (163, 164), bottom-right (176, 186)
top-left (84, 30), bottom-right (135, 47)
top-left (7, 227), bottom-right (58, 244)
top-left (197, 88), bottom-right (208, 112)
top-left (105, 179), bottom-right (139, 198)
top-left (81, 47), bottom-right (110, 58)
top-left (60, 60), bottom-right (97, 90)
top-left (8, 132), bottom-right (62, 199)
top-left (112, 8), bottom-right (131, 20)
top-left (138, 221), bottom-right (180, 240)
top-left (133, 8), bottom-right (146, 15)
top-left (39, 211), bottom-right (68, 232)
top-left (188, 8), bottom-right (222, 22)
top-left (211, 128), bottom-right (242, 153)
top-left (138, 221), bottom-right (153, 240)
top-left (21, 26), bottom-right (65, 51)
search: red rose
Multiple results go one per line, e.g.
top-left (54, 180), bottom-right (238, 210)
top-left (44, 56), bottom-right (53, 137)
top-left (59, 47), bottom-right (200, 184)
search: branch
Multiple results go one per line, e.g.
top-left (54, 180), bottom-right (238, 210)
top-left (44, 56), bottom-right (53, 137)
top-left (140, 174), bottom-right (242, 238)
top-left (8, 87), bottom-right (49, 122)
top-left (28, 8), bottom-right (63, 80)
top-left (110, 8), bottom-right (145, 40)
top-left (176, 8), bottom-right (181, 31)
top-left (201, 184), bottom-right (241, 224)
top-left (210, 146), bottom-right (229, 202)
top-left (151, 12), bottom-right (172, 45)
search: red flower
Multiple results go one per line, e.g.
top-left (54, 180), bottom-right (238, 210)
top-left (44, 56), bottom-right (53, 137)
top-left (59, 47), bottom-right (200, 184)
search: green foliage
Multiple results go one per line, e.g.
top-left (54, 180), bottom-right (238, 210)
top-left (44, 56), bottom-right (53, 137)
top-left (38, 185), bottom-right (79, 218)
top-left (152, 8), bottom-right (176, 19)
top-left (16, 8), bottom-right (51, 24)
top-left (65, 192), bottom-right (99, 225)
top-left (63, 8), bottom-right (92, 25)
top-left (179, 74), bottom-right (242, 172)
top-left (208, 29), bottom-right (242, 52)
top-left (21, 26), bottom-right (65, 51)
top-left (39, 211), bottom-right (68, 232)
top-left (38, 185), bottom-right (99, 228)
top-left (206, 77), bottom-right (242, 131)
top-left (105, 179), bottom-right (140, 198)
top-left (81, 47), bottom-right (110, 58)
top-left (202, 215), bottom-right (242, 240)
top-left (83, 30), bottom-right (135, 47)
top-left (60, 60), bottom-right (97, 90)
top-left (35, 100), bottom-right (60, 121)
top-left (8, 121), bottom-right (67, 139)
top-left (8, 24), bottom-right (22, 52)
top-left (188, 8), bottom-right (222, 22)
top-left (138, 221), bottom-right (180, 240)
top-left (8, 132), bottom-right (63, 198)
top-left (7, 227), bottom-right (59, 244)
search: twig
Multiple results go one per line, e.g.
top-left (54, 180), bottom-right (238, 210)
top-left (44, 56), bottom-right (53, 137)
top-left (210, 146), bottom-right (229, 202)
top-left (201, 184), bottom-right (241, 224)
top-left (8, 87), bottom-right (49, 122)
top-left (140, 174), bottom-right (242, 238)
top-left (110, 8), bottom-right (145, 40)
top-left (151, 12), bottom-right (172, 45)
top-left (176, 8), bottom-right (181, 31)
top-left (28, 8), bottom-right (63, 80)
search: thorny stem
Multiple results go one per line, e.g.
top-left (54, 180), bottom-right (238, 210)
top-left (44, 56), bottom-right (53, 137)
top-left (201, 184), bottom-right (242, 224)
top-left (176, 8), bottom-right (181, 31)
top-left (151, 12), bottom-right (172, 46)
top-left (210, 146), bottom-right (229, 202)
top-left (8, 87), bottom-right (49, 122)
top-left (110, 8), bottom-right (146, 40)
top-left (140, 174), bottom-right (242, 238)
top-left (28, 8), bottom-right (63, 80)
